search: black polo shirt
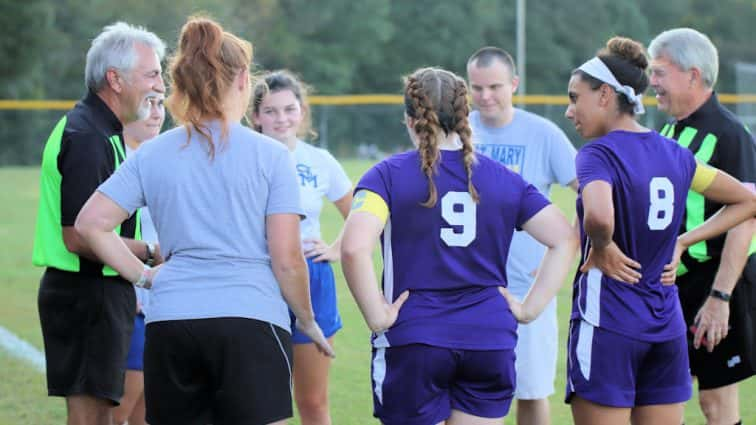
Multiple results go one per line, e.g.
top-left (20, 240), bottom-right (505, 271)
top-left (660, 92), bottom-right (756, 277)
top-left (32, 90), bottom-right (139, 276)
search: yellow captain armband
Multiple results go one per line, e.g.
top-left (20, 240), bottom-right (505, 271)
top-left (690, 161), bottom-right (717, 193)
top-left (351, 190), bottom-right (389, 223)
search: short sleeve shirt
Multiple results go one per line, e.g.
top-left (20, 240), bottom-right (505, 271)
top-left (32, 90), bottom-right (137, 276)
top-left (292, 141), bottom-right (351, 244)
top-left (572, 130), bottom-right (697, 341)
top-left (470, 108), bottom-right (577, 296)
top-left (355, 149), bottom-right (550, 350)
top-left (99, 122), bottom-right (303, 330)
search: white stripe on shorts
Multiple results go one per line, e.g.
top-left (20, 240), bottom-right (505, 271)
top-left (583, 268), bottom-right (602, 326)
top-left (576, 321), bottom-right (595, 380)
top-left (372, 347), bottom-right (387, 405)
top-left (270, 324), bottom-right (293, 394)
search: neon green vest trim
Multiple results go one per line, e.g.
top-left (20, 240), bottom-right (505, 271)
top-left (660, 123), bottom-right (673, 137)
top-left (686, 133), bottom-right (717, 262)
top-left (675, 127), bottom-right (697, 149)
top-left (674, 128), bottom-right (718, 276)
top-left (32, 123), bottom-right (139, 276)
top-left (32, 117), bottom-right (80, 271)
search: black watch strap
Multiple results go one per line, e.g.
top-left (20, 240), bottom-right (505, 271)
top-left (709, 288), bottom-right (731, 302)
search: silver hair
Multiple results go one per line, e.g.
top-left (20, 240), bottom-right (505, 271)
top-left (648, 28), bottom-right (719, 88)
top-left (85, 22), bottom-right (166, 92)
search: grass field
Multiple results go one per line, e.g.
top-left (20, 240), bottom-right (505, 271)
top-left (1, 160), bottom-right (754, 424)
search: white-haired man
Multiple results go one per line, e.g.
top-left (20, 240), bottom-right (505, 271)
top-left (32, 22), bottom-right (165, 425)
top-left (650, 27), bottom-right (756, 425)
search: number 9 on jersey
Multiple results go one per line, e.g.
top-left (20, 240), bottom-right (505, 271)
top-left (441, 191), bottom-right (477, 247)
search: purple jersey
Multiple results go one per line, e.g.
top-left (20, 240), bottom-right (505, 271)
top-left (572, 130), bottom-right (697, 341)
top-left (356, 150), bottom-right (550, 350)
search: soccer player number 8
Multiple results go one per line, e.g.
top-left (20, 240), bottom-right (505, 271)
top-left (647, 177), bottom-right (674, 230)
top-left (441, 191), bottom-right (477, 246)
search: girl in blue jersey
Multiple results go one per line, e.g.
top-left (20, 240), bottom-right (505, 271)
top-left (252, 70), bottom-right (352, 425)
top-left (341, 67), bottom-right (578, 425)
top-left (564, 36), bottom-right (756, 425)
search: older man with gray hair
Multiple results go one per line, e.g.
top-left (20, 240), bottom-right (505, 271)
top-left (650, 27), bottom-right (756, 425)
top-left (32, 22), bottom-right (165, 425)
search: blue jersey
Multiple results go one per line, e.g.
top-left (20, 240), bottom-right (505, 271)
top-left (572, 130), bottom-right (697, 341)
top-left (356, 150), bottom-right (550, 350)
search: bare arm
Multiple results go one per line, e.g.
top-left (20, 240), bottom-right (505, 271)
top-left (500, 205), bottom-right (578, 323)
top-left (677, 172), bottom-right (756, 250)
top-left (329, 192), bottom-right (354, 254)
top-left (341, 211), bottom-right (408, 332)
top-left (63, 226), bottom-right (158, 264)
top-left (74, 192), bottom-right (147, 283)
top-left (669, 170), bottom-right (756, 351)
top-left (711, 219), bottom-right (755, 294)
top-left (581, 181), bottom-right (614, 249)
top-left (567, 178), bottom-right (581, 244)
top-left (307, 192), bottom-right (353, 263)
top-left (333, 193), bottom-right (353, 219)
top-left (267, 213), bottom-right (311, 320)
top-left (690, 219), bottom-right (754, 352)
top-left (267, 213), bottom-right (334, 356)
top-left (579, 180), bottom-right (642, 283)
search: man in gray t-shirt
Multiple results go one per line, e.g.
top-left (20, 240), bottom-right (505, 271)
top-left (467, 47), bottom-right (577, 425)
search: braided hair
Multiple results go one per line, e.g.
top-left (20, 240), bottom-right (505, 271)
top-left (404, 67), bottom-right (479, 208)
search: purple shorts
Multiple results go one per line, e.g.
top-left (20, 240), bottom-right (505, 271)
top-left (371, 344), bottom-right (515, 425)
top-left (565, 320), bottom-right (692, 407)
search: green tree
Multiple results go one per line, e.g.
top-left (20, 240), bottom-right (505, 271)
top-left (0, 0), bottom-right (54, 97)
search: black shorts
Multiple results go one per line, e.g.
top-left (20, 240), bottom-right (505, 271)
top-left (677, 255), bottom-right (756, 390)
top-left (37, 267), bottom-right (136, 403)
top-left (144, 317), bottom-right (293, 425)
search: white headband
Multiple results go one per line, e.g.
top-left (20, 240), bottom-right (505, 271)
top-left (578, 57), bottom-right (645, 114)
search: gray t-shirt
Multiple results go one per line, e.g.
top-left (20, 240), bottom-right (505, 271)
top-left (471, 109), bottom-right (577, 297)
top-left (125, 143), bottom-right (158, 316)
top-left (100, 121), bottom-right (303, 330)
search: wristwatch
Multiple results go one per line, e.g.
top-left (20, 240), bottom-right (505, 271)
top-left (145, 242), bottom-right (156, 267)
top-left (709, 288), bottom-right (731, 302)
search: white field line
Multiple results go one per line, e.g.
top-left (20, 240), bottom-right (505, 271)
top-left (0, 325), bottom-right (46, 372)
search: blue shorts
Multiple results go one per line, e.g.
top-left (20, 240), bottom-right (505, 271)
top-left (565, 320), bottom-right (692, 407)
top-left (372, 344), bottom-right (515, 425)
top-left (291, 258), bottom-right (342, 344)
top-left (126, 313), bottom-right (146, 371)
